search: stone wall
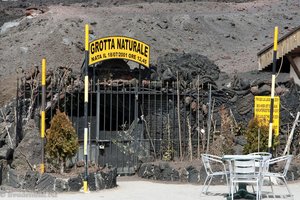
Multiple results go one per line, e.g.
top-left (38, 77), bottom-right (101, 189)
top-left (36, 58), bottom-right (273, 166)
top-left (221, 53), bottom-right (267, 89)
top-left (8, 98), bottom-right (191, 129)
top-left (1, 167), bottom-right (117, 192)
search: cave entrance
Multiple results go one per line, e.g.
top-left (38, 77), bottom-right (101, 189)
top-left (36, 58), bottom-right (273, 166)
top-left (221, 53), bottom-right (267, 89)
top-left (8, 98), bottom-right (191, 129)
top-left (64, 58), bottom-right (149, 174)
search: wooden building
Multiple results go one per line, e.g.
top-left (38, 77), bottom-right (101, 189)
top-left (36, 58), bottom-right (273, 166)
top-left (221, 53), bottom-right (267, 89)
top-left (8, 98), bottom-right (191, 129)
top-left (258, 25), bottom-right (300, 85)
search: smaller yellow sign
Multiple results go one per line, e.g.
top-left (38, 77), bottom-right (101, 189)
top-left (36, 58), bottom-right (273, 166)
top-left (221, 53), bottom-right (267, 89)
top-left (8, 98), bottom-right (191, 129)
top-left (254, 96), bottom-right (280, 135)
top-left (89, 36), bottom-right (150, 67)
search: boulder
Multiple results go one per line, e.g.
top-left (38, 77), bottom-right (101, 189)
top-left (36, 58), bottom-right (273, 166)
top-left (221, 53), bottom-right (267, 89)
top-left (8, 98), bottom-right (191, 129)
top-left (186, 166), bottom-right (199, 183)
top-left (138, 163), bottom-right (155, 179)
top-left (68, 175), bottom-right (82, 191)
top-left (0, 162), bottom-right (2, 185)
top-left (35, 173), bottom-right (55, 192)
top-left (7, 168), bottom-right (23, 188)
top-left (0, 146), bottom-right (10, 160)
top-left (88, 173), bottom-right (96, 191)
top-left (161, 166), bottom-right (178, 181)
top-left (55, 178), bottom-right (69, 192)
top-left (22, 171), bottom-right (39, 190)
top-left (155, 53), bottom-right (220, 83)
top-left (11, 119), bottom-right (42, 171)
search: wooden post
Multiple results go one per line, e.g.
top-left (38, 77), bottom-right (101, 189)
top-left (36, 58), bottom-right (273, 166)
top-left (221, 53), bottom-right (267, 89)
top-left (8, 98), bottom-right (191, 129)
top-left (177, 72), bottom-right (183, 161)
top-left (283, 112), bottom-right (300, 155)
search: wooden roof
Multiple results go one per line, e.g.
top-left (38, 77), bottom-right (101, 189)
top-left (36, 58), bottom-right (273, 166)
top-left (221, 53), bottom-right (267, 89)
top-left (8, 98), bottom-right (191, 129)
top-left (257, 25), bottom-right (300, 70)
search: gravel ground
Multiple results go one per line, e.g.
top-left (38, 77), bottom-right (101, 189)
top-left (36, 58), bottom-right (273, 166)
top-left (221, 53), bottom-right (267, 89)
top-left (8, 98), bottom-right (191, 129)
top-left (0, 177), bottom-right (300, 200)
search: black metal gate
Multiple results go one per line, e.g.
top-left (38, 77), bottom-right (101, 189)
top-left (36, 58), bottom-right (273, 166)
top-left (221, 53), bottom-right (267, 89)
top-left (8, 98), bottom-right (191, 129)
top-left (18, 76), bottom-right (205, 174)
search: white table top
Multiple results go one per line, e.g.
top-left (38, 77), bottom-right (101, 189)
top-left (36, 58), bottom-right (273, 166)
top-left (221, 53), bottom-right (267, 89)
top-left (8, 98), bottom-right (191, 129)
top-left (222, 154), bottom-right (263, 160)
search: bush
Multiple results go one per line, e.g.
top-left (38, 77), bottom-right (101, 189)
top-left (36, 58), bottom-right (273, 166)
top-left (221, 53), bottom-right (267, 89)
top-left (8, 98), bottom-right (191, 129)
top-left (211, 105), bottom-right (235, 156)
top-left (45, 110), bottom-right (79, 173)
top-left (243, 117), bottom-right (279, 154)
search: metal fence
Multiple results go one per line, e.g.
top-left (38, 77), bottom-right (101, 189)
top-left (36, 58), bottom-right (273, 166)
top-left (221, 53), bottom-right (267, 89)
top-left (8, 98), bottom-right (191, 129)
top-left (18, 78), bottom-right (207, 174)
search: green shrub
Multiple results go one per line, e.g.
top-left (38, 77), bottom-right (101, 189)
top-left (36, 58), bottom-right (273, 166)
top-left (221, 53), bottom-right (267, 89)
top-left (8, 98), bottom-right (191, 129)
top-left (46, 109), bottom-right (79, 173)
top-left (243, 117), bottom-right (279, 154)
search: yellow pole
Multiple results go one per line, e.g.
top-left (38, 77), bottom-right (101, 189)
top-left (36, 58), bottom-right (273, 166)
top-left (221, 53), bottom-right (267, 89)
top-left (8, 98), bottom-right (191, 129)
top-left (83, 24), bottom-right (89, 193)
top-left (268, 26), bottom-right (278, 154)
top-left (40, 58), bottom-right (46, 174)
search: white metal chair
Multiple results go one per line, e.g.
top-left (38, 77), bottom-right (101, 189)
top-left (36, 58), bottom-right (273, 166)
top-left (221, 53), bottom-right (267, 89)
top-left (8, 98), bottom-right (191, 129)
top-left (228, 155), bottom-right (263, 200)
top-left (248, 152), bottom-right (272, 196)
top-left (262, 155), bottom-right (293, 199)
top-left (201, 154), bottom-right (230, 195)
top-left (249, 152), bottom-right (272, 162)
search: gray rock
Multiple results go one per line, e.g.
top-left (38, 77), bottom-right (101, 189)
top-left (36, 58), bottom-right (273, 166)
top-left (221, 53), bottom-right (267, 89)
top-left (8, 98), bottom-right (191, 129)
top-left (7, 169), bottom-right (23, 188)
top-left (0, 146), bottom-right (10, 160)
top-left (22, 171), bottom-right (39, 190)
top-left (155, 53), bottom-right (220, 83)
top-left (159, 162), bottom-right (169, 170)
top-left (55, 178), bottom-right (69, 192)
top-left (68, 176), bottom-right (82, 191)
top-left (186, 166), bottom-right (199, 183)
top-left (11, 119), bottom-right (42, 171)
top-left (258, 84), bottom-right (271, 95)
top-left (95, 172), bottom-right (106, 190)
top-left (180, 168), bottom-right (188, 182)
top-left (0, 160), bottom-right (8, 185)
top-left (161, 167), bottom-right (173, 181)
top-left (0, 162), bottom-right (2, 185)
top-left (88, 173), bottom-right (96, 191)
top-left (95, 168), bottom-right (117, 190)
top-left (35, 173), bottom-right (55, 192)
top-left (105, 168), bottom-right (117, 189)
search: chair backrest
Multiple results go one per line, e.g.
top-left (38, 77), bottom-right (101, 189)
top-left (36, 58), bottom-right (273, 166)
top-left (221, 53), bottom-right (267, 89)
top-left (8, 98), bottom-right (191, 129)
top-left (268, 155), bottom-right (293, 177)
top-left (201, 154), bottom-right (224, 175)
top-left (232, 158), bottom-right (257, 176)
top-left (249, 152), bottom-right (272, 161)
top-left (249, 152), bottom-right (272, 172)
top-left (201, 154), bottom-right (213, 175)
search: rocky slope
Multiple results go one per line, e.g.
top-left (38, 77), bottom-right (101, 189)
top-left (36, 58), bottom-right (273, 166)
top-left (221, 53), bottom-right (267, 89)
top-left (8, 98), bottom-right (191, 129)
top-left (0, 0), bottom-right (300, 106)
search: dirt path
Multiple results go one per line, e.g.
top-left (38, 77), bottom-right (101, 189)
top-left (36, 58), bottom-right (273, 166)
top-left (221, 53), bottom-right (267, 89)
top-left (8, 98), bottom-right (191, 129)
top-left (1, 178), bottom-right (300, 200)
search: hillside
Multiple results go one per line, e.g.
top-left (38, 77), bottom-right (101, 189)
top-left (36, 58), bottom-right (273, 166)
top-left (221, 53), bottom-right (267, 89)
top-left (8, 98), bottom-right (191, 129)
top-left (0, 0), bottom-right (300, 105)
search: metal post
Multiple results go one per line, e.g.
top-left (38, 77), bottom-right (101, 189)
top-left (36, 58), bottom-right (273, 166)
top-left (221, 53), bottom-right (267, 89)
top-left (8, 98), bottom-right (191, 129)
top-left (88, 122), bottom-right (91, 162)
top-left (206, 84), bottom-right (212, 154)
top-left (268, 26), bottom-right (278, 154)
top-left (96, 81), bottom-right (100, 165)
top-left (40, 58), bottom-right (46, 174)
top-left (83, 24), bottom-right (89, 193)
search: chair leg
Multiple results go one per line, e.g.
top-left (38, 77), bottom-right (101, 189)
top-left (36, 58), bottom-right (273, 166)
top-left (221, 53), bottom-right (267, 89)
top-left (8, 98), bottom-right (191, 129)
top-left (282, 177), bottom-right (293, 199)
top-left (256, 181), bottom-right (260, 200)
top-left (231, 181), bottom-right (234, 200)
top-left (268, 176), bottom-right (274, 196)
top-left (225, 174), bottom-right (230, 194)
top-left (201, 175), bottom-right (211, 194)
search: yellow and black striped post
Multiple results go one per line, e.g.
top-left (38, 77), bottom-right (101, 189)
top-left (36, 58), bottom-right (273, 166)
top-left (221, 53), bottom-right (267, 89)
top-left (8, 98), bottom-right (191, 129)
top-left (41, 58), bottom-right (46, 174)
top-left (268, 26), bottom-right (278, 154)
top-left (83, 24), bottom-right (89, 193)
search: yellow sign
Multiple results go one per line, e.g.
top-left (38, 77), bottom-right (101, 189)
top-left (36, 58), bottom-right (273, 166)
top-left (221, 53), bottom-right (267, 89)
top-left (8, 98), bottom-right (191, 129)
top-left (89, 36), bottom-right (150, 67)
top-left (254, 96), bottom-right (280, 135)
